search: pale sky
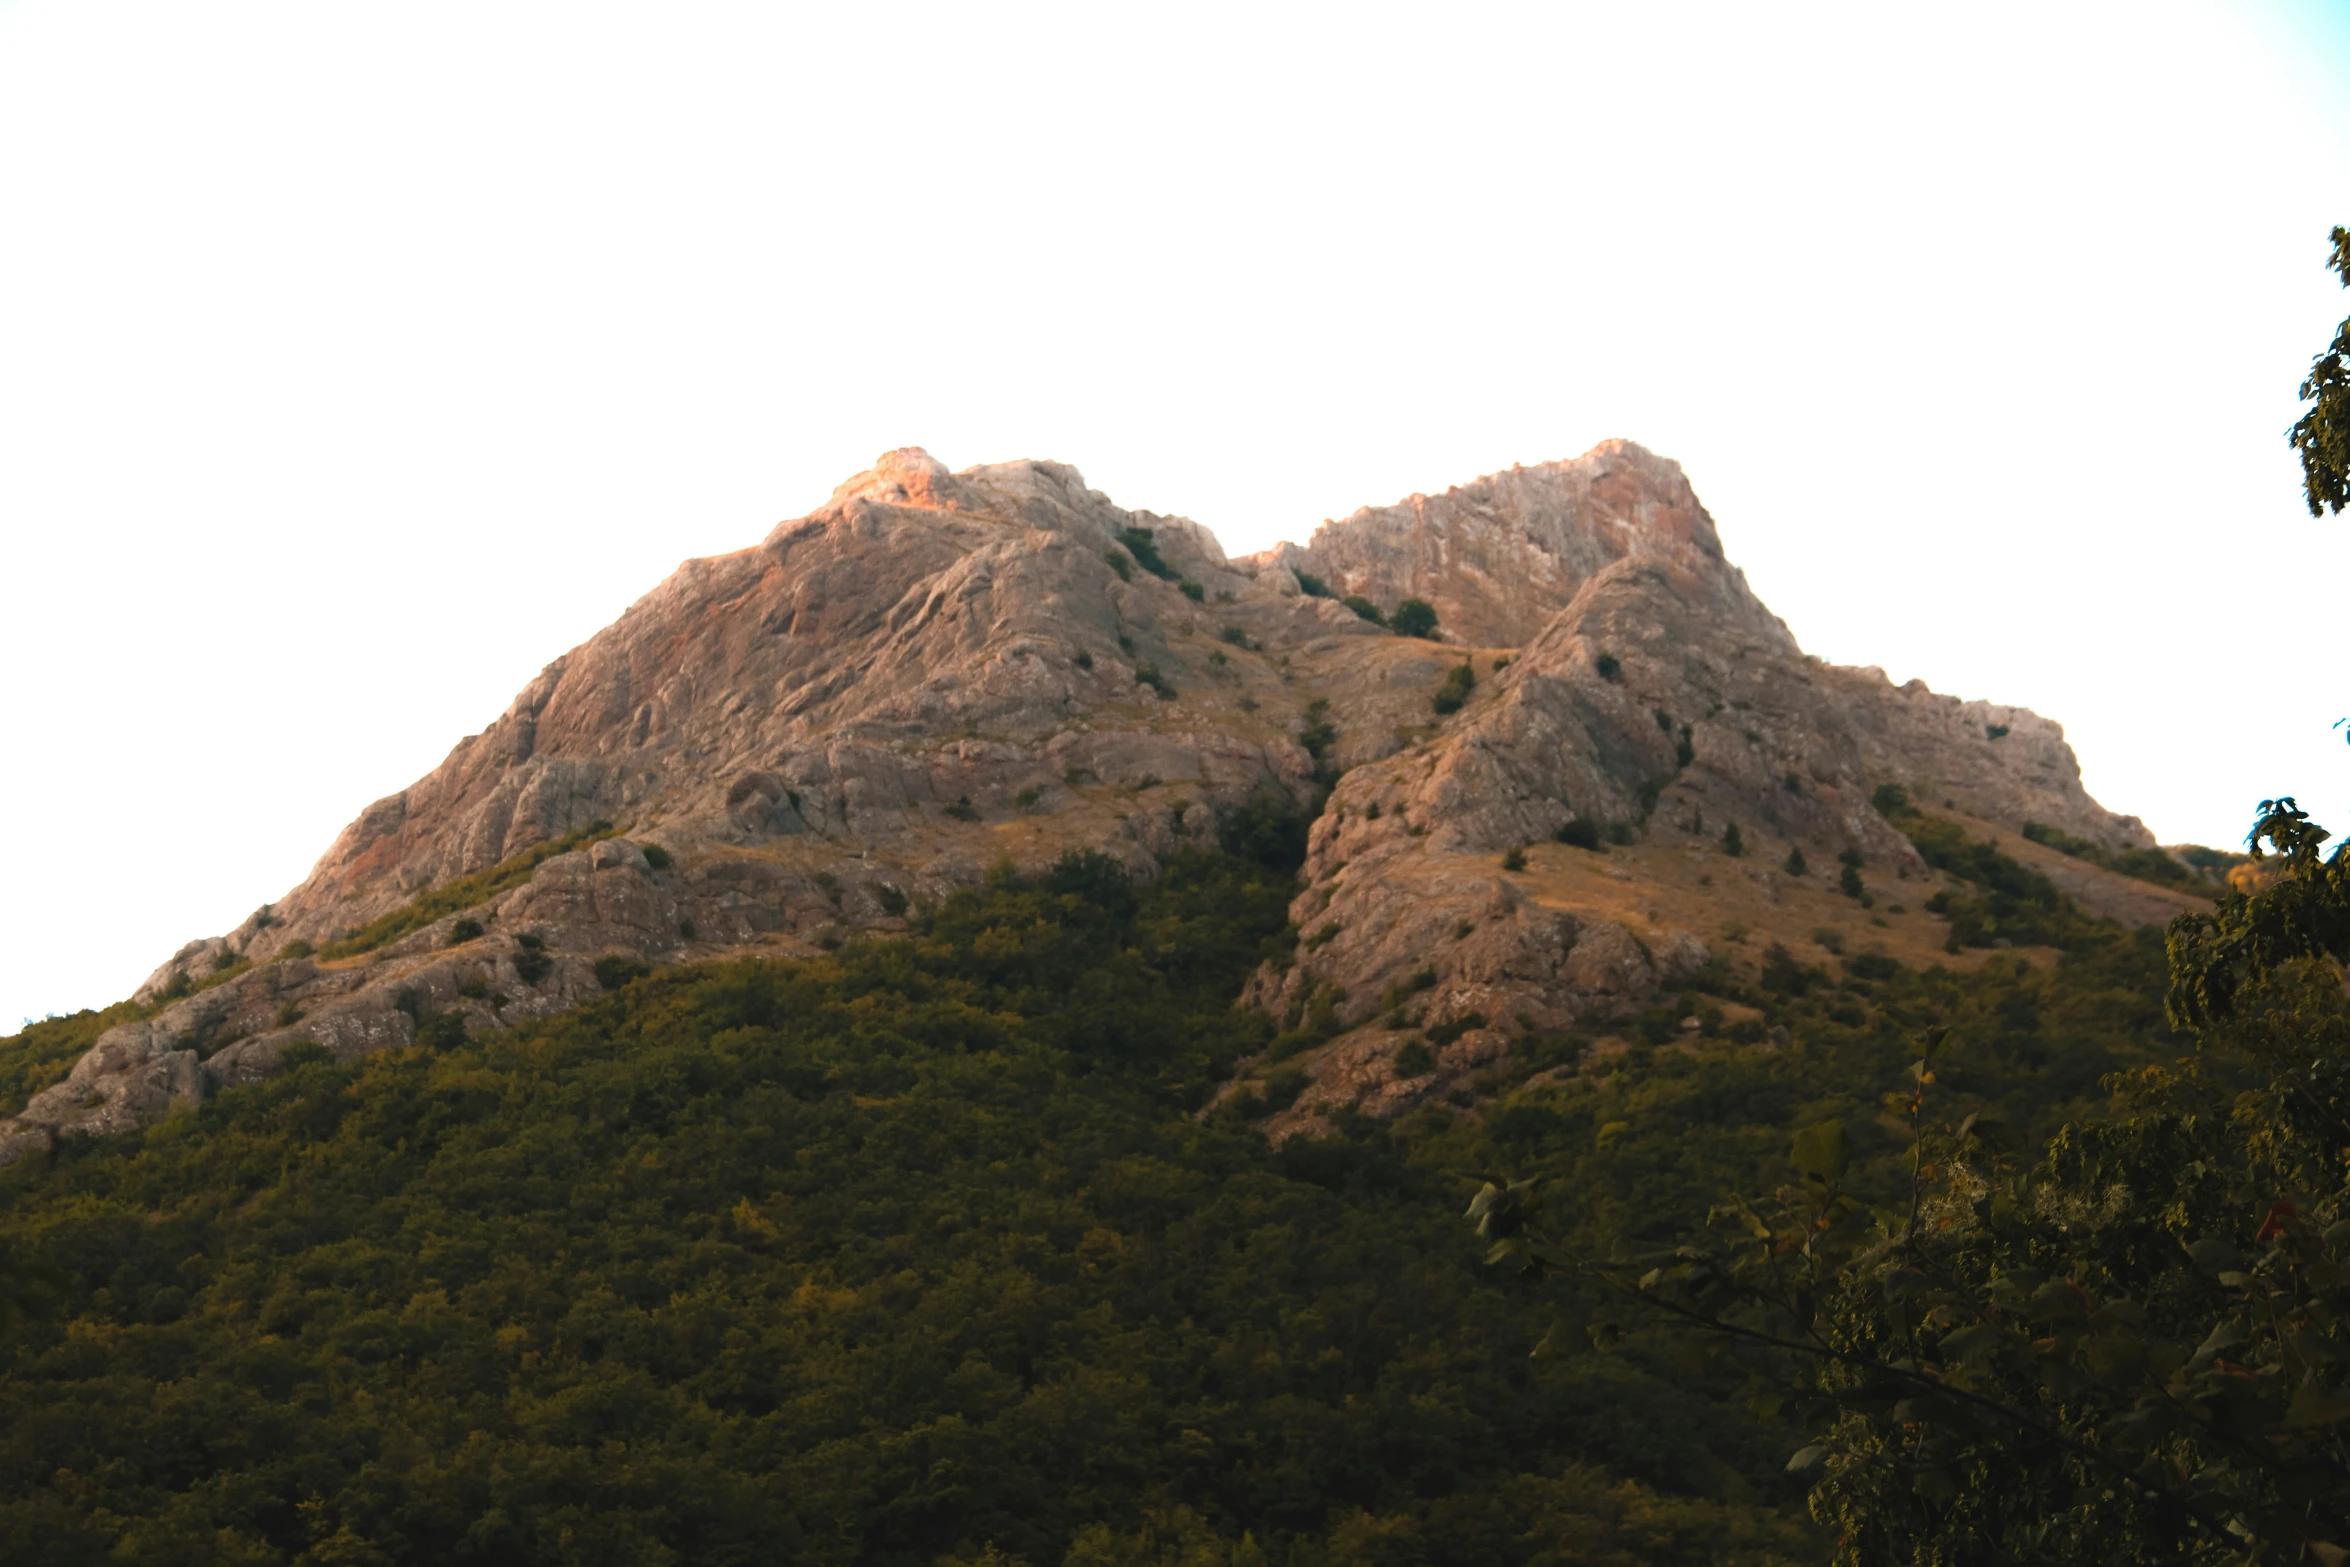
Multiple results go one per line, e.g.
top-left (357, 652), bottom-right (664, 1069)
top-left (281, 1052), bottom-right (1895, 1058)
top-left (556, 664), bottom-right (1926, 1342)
top-left (3, 1), bottom-right (2347, 1027)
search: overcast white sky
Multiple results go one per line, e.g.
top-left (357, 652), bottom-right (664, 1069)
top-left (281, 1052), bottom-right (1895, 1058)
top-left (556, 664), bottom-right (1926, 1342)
top-left (3, 1), bottom-right (2347, 1026)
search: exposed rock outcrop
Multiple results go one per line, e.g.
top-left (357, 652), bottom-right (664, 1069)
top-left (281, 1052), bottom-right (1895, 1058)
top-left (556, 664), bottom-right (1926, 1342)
top-left (3, 441), bottom-right (2180, 1160)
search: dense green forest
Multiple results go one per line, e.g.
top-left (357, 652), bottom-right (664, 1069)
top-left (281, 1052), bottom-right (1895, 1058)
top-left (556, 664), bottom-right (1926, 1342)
top-left (0, 822), bottom-right (2207, 1566)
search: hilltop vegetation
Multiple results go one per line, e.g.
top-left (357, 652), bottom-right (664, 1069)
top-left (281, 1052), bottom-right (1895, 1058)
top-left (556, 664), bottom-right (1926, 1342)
top-left (0, 825), bottom-right (2211, 1565)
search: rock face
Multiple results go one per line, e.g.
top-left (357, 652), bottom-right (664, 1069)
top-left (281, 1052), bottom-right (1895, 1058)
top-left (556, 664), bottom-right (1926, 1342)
top-left (1246, 440), bottom-right (1755, 649)
top-left (3, 440), bottom-right (2176, 1160)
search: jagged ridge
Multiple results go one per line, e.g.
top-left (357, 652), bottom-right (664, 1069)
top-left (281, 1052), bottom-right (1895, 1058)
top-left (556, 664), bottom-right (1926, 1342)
top-left (1, 441), bottom-right (2179, 1162)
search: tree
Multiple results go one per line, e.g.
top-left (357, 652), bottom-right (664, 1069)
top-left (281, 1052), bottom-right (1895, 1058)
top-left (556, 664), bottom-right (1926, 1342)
top-left (1390, 598), bottom-right (1440, 639)
top-left (2290, 226), bottom-right (2350, 518)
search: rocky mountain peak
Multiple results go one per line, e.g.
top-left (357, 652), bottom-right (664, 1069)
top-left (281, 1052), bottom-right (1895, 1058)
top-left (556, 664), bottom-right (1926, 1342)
top-left (1246, 437), bottom-right (1780, 650)
top-left (1, 441), bottom-right (2192, 1165)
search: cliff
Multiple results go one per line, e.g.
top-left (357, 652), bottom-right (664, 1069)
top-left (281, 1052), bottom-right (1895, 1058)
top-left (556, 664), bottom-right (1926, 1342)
top-left (1, 441), bottom-right (2187, 1162)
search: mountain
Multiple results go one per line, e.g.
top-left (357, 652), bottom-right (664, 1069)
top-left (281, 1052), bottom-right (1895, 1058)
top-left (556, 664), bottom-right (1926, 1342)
top-left (0, 441), bottom-right (2208, 1164)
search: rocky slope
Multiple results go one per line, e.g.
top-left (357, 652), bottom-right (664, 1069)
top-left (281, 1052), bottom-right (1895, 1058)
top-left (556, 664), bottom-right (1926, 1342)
top-left (1, 441), bottom-right (2183, 1163)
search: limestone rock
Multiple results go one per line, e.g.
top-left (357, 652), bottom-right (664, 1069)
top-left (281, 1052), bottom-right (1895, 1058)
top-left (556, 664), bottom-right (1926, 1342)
top-left (7, 440), bottom-right (2179, 1161)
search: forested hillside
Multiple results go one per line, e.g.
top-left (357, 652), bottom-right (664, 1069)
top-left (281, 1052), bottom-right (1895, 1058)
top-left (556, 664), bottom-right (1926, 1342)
top-left (0, 824), bottom-right (2200, 1566)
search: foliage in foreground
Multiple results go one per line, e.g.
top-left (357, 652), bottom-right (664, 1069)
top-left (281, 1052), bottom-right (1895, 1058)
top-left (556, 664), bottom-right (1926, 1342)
top-left (2289, 225), bottom-right (2350, 519)
top-left (1474, 799), bottom-right (2350, 1564)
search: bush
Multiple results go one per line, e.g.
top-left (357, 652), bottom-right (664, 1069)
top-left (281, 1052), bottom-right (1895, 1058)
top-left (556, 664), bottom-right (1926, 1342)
top-left (413, 1012), bottom-right (469, 1052)
top-left (1293, 568), bottom-right (1334, 598)
top-left (1431, 662), bottom-right (1476, 715)
top-left (1220, 625), bottom-right (1249, 646)
top-left (870, 882), bottom-right (909, 918)
top-left (640, 844), bottom-right (672, 871)
top-left (944, 796), bottom-right (982, 822)
top-left (2021, 820), bottom-right (2201, 891)
top-left (1392, 1039), bottom-right (1435, 1077)
top-left (1502, 847), bottom-right (1527, 873)
top-left (448, 918), bottom-right (484, 946)
top-left (1179, 579), bottom-right (1205, 602)
top-left (1118, 527), bottom-right (1177, 580)
top-left (1784, 847), bottom-right (1807, 876)
top-left (1985, 723), bottom-right (2010, 740)
top-left (1390, 599), bottom-right (1439, 639)
top-left (1378, 968), bottom-right (1439, 1010)
top-left (1838, 864), bottom-right (1866, 900)
top-left (1425, 1010), bottom-right (1486, 1047)
top-left (319, 820), bottom-right (619, 961)
top-left (1260, 1067), bottom-right (1309, 1111)
top-left (1594, 651), bottom-right (1622, 681)
top-left (1870, 782), bottom-right (1911, 818)
top-left (1074, 649), bottom-right (1093, 670)
top-left (1556, 818), bottom-right (1601, 851)
top-left (1723, 822), bottom-right (1745, 857)
top-left (1342, 595), bottom-right (1387, 626)
top-left (1134, 663), bottom-right (1176, 700)
top-left (1298, 698), bottom-right (1337, 773)
top-left (512, 949), bottom-right (553, 986)
top-left (1015, 787), bottom-right (1043, 811)
top-left (276, 939), bottom-right (314, 962)
top-left (1105, 549), bottom-right (1132, 582)
top-left (592, 955), bottom-right (651, 991)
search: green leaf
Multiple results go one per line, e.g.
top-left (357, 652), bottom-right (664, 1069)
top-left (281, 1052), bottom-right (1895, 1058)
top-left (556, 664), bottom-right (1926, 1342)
top-left (1938, 1323), bottom-right (2004, 1366)
top-left (1785, 1444), bottom-right (1828, 1474)
top-left (2284, 1377), bottom-right (2350, 1428)
top-left (2185, 1235), bottom-right (2241, 1272)
top-left (2081, 1334), bottom-right (2146, 1386)
top-left (1585, 1321), bottom-right (1621, 1352)
top-left (2189, 1317), bottom-right (2249, 1369)
top-left (1790, 1120), bottom-right (1848, 1184)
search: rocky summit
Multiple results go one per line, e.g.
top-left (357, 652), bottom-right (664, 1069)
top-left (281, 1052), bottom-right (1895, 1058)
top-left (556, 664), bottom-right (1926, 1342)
top-left (1, 440), bottom-right (2201, 1164)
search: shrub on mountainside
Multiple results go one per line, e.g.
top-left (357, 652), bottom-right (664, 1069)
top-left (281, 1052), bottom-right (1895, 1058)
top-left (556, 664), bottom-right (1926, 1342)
top-left (1390, 598), bottom-right (1439, 639)
top-left (1432, 661), bottom-right (1476, 715)
top-left (1118, 526), bottom-right (1177, 581)
top-left (318, 820), bottom-right (620, 962)
top-left (2022, 819), bottom-right (2204, 892)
